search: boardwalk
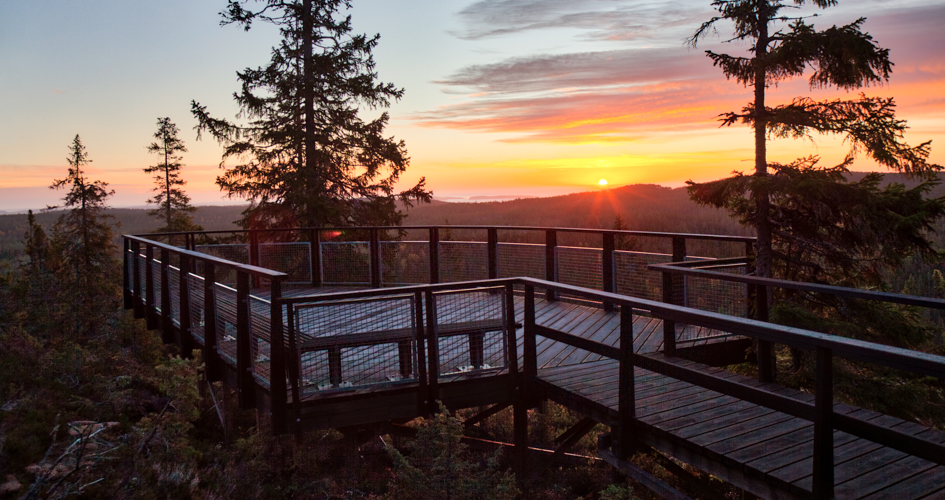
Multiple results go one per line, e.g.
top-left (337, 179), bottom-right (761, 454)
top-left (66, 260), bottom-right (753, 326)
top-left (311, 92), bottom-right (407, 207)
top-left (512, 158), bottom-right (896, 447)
top-left (273, 286), bottom-right (945, 500)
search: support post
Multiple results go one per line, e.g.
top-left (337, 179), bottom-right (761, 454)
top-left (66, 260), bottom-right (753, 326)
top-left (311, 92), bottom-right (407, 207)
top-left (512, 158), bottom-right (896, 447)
top-left (203, 263), bottom-right (221, 382)
top-left (414, 291), bottom-right (429, 415)
top-left (249, 230), bottom-right (260, 288)
top-left (425, 289), bottom-right (439, 415)
top-left (160, 248), bottom-right (173, 344)
top-left (523, 285), bottom-right (538, 378)
top-left (813, 346), bottom-right (834, 499)
top-left (602, 232), bottom-right (615, 312)
top-left (269, 278), bottom-right (287, 434)
top-left (505, 283), bottom-right (519, 377)
top-left (488, 228), bottom-right (498, 280)
top-left (616, 304), bottom-right (636, 459)
top-left (123, 239), bottom-right (132, 309)
top-left (370, 228), bottom-right (381, 288)
top-left (661, 274), bottom-right (677, 356)
top-left (236, 270), bottom-right (255, 410)
top-left (309, 228), bottom-right (322, 288)
top-left (132, 240), bottom-right (143, 318)
top-left (756, 285), bottom-right (776, 383)
top-left (429, 228), bottom-right (440, 284)
top-left (145, 245), bottom-right (156, 330)
top-left (179, 253), bottom-right (196, 358)
top-left (545, 230), bottom-right (557, 301)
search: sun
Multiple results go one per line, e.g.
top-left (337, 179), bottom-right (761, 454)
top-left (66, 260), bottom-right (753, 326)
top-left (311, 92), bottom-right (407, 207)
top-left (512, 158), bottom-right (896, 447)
top-left (598, 179), bottom-right (608, 186)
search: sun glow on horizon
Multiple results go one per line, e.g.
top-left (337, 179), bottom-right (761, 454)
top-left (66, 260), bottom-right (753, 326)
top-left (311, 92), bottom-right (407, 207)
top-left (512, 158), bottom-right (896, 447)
top-left (598, 179), bottom-right (608, 186)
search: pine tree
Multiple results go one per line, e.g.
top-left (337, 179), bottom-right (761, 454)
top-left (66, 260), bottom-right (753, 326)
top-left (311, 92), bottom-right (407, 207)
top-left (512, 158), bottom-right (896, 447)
top-left (686, 0), bottom-right (941, 278)
top-left (145, 117), bottom-right (202, 233)
top-left (191, 0), bottom-right (430, 229)
top-left (50, 135), bottom-right (118, 336)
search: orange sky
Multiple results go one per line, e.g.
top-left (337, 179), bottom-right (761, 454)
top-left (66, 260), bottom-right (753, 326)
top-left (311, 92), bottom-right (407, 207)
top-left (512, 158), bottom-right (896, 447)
top-left (1, 0), bottom-right (942, 210)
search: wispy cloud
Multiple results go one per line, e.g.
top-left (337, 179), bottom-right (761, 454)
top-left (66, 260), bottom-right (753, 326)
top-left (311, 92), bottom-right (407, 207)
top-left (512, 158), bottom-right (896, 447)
top-left (453, 0), bottom-right (709, 41)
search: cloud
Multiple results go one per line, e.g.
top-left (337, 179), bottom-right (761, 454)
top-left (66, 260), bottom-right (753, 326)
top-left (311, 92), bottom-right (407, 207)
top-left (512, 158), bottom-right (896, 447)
top-left (435, 47), bottom-right (707, 95)
top-left (453, 0), bottom-right (709, 41)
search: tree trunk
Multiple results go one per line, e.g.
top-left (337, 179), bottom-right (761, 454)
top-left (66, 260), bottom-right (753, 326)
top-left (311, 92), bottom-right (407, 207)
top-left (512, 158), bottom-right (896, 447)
top-left (753, 1), bottom-right (772, 279)
top-left (302, 0), bottom-right (319, 226)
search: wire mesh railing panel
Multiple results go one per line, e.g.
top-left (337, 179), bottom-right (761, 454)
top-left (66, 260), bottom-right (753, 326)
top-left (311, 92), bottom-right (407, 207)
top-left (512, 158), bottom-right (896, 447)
top-left (433, 288), bottom-right (508, 377)
top-left (187, 273), bottom-right (206, 344)
top-left (259, 242), bottom-right (312, 285)
top-left (439, 242), bottom-right (488, 283)
top-left (614, 251), bottom-right (672, 302)
top-left (213, 283), bottom-right (239, 366)
top-left (248, 295), bottom-right (273, 386)
top-left (195, 244), bottom-right (249, 285)
top-left (556, 247), bottom-right (603, 291)
top-left (381, 241), bottom-right (430, 285)
top-left (320, 242), bottom-right (370, 285)
top-left (294, 295), bottom-right (416, 394)
top-left (497, 243), bottom-right (545, 280)
top-left (151, 259), bottom-right (163, 312)
top-left (168, 265), bottom-right (181, 326)
top-left (682, 265), bottom-right (750, 319)
top-left (137, 254), bottom-right (147, 297)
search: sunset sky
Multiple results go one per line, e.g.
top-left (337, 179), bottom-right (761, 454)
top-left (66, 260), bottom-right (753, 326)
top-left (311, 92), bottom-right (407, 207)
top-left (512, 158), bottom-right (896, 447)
top-left (1, 0), bottom-right (943, 211)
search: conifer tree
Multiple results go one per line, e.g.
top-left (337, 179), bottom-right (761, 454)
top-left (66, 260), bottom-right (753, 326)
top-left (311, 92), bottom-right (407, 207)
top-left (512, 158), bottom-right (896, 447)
top-left (192, 0), bottom-right (430, 229)
top-left (50, 135), bottom-right (118, 336)
top-left (686, 0), bottom-right (941, 279)
top-left (145, 117), bottom-right (202, 233)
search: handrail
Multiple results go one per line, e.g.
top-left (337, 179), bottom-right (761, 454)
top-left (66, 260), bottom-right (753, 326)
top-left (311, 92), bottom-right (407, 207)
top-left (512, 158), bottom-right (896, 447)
top-left (124, 234), bottom-right (288, 280)
top-left (650, 260), bottom-right (945, 310)
top-left (140, 225), bottom-right (756, 244)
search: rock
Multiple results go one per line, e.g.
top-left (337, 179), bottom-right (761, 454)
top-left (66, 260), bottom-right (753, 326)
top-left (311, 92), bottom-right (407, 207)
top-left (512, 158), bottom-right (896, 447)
top-left (0, 474), bottom-right (22, 494)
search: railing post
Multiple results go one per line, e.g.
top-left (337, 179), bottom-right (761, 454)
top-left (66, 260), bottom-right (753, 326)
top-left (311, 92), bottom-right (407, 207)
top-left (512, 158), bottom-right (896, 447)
top-left (661, 274), bottom-right (677, 356)
top-left (545, 230), bottom-right (557, 301)
top-left (370, 228), bottom-right (381, 288)
top-left (160, 248), bottom-right (173, 344)
top-left (236, 270), bottom-right (255, 410)
top-left (179, 253), bottom-right (196, 358)
top-left (309, 228), bottom-right (322, 288)
top-left (616, 304), bottom-right (636, 459)
top-left (671, 236), bottom-right (686, 306)
top-left (505, 283), bottom-right (519, 376)
top-left (269, 278), bottom-right (288, 434)
top-left (123, 238), bottom-right (132, 309)
top-left (488, 228), bottom-right (498, 280)
top-left (429, 228), bottom-right (440, 284)
top-left (132, 240), bottom-right (143, 319)
top-left (285, 303), bottom-right (302, 438)
top-left (203, 263), bottom-right (221, 382)
top-left (414, 291), bottom-right (429, 415)
top-left (249, 230), bottom-right (260, 289)
top-left (145, 245), bottom-right (156, 330)
top-left (813, 346), bottom-right (834, 499)
top-left (756, 285), bottom-right (776, 383)
top-left (515, 283), bottom-right (537, 492)
top-left (602, 232), bottom-right (616, 312)
top-left (424, 289), bottom-right (439, 415)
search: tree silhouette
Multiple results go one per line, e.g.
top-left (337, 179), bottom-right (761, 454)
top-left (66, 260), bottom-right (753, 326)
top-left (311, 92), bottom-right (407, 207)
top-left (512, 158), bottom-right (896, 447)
top-left (686, 0), bottom-right (941, 278)
top-left (192, 0), bottom-right (430, 229)
top-left (50, 135), bottom-right (118, 336)
top-left (145, 117), bottom-right (202, 233)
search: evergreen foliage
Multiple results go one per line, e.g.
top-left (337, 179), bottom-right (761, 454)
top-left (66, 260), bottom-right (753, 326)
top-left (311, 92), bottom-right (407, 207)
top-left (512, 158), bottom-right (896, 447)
top-left (385, 404), bottom-right (518, 500)
top-left (145, 118), bottom-right (202, 233)
top-left (192, 0), bottom-right (431, 230)
top-left (686, 0), bottom-right (942, 278)
top-left (48, 135), bottom-right (119, 337)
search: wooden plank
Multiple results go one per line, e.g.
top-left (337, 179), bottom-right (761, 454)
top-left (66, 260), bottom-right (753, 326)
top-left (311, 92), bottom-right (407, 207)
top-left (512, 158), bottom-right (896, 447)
top-left (859, 465), bottom-right (945, 500)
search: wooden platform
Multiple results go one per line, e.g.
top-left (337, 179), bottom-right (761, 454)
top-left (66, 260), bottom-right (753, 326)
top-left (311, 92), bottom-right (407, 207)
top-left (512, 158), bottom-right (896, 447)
top-left (245, 286), bottom-right (945, 499)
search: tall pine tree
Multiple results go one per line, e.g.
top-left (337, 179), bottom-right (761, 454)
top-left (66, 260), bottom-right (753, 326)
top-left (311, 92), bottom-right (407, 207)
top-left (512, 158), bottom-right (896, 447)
top-left (50, 135), bottom-right (118, 337)
top-left (686, 0), bottom-right (941, 279)
top-left (192, 0), bottom-right (430, 229)
top-left (145, 117), bottom-right (202, 233)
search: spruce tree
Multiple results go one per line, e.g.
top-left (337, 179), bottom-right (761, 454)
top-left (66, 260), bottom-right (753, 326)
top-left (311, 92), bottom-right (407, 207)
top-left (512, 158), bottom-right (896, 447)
top-left (192, 0), bottom-right (430, 229)
top-left (145, 117), bottom-right (202, 233)
top-left (50, 135), bottom-right (118, 336)
top-left (686, 0), bottom-right (941, 279)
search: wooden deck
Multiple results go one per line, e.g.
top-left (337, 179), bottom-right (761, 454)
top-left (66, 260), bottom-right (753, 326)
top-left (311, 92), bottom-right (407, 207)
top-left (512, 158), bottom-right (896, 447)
top-left (267, 287), bottom-right (945, 500)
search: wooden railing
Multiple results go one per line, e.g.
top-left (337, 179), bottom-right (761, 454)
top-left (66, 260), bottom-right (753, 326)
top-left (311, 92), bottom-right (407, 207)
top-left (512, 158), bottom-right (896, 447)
top-left (651, 260), bottom-right (945, 384)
